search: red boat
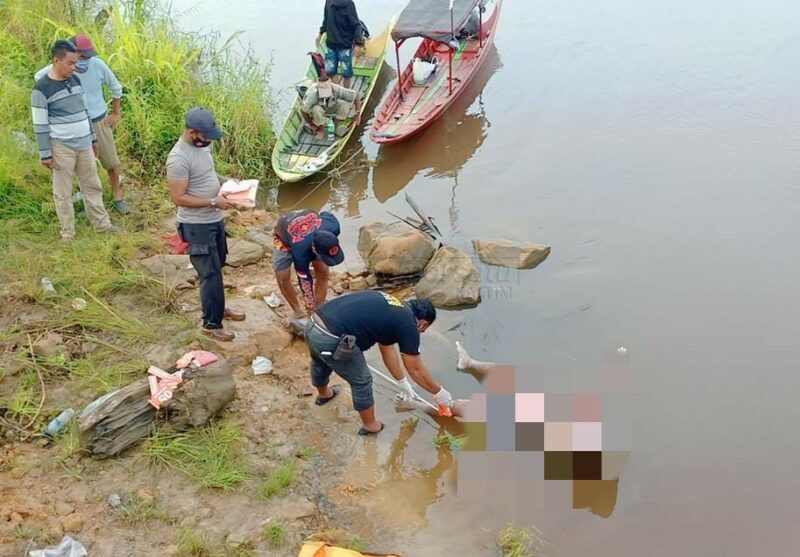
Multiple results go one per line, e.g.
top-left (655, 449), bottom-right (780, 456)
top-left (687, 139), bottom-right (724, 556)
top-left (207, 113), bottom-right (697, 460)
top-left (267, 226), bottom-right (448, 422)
top-left (370, 0), bottom-right (503, 144)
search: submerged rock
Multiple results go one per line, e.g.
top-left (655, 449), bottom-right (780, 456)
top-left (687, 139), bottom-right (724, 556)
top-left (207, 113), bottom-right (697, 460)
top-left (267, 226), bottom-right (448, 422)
top-left (358, 221), bottom-right (435, 275)
top-left (415, 246), bottom-right (481, 308)
top-left (226, 239), bottom-right (265, 267)
top-left (472, 239), bottom-right (551, 269)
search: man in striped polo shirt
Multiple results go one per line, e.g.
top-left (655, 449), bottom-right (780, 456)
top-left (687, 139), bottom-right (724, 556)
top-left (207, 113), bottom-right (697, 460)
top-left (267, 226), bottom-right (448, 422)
top-left (31, 40), bottom-right (117, 242)
top-left (35, 34), bottom-right (128, 214)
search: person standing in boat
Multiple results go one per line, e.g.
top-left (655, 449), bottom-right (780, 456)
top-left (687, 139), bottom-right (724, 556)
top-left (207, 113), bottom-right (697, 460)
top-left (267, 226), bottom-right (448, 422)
top-left (316, 0), bottom-right (365, 89)
top-left (301, 73), bottom-right (362, 140)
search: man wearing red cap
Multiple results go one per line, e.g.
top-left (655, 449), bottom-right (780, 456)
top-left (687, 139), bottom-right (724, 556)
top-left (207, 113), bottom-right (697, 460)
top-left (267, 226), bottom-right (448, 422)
top-left (35, 34), bottom-right (128, 214)
top-left (273, 209), bottom-right (345, 324)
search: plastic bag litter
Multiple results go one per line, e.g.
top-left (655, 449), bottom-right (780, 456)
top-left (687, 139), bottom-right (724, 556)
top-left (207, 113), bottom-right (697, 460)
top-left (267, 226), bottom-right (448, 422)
top-left (251, 356), bottom-right (273, 375)
top-left (412, 57), bottom-right (436, 85)
top-left (29, 535), bottom-right (87, 557)
top-left (40, 277), bottom-right (56, 296)
top-left (265, 292), bottom-right (282, 308)
top-left (71, 298), bottom-right (87, 311)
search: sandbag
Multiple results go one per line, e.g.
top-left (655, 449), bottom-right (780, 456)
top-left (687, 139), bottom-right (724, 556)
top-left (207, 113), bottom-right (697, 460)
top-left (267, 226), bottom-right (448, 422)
top-left (78, 356), bottom-right (235, 459)
top-left (167, 358), bottom-right (236, 429)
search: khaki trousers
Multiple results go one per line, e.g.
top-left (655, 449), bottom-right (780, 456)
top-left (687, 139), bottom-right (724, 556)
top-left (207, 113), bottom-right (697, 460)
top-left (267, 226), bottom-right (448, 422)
top-left (51, 140), bottom-right (112, 239)
top-left (90, 119), bottom-right (121, 170)
top-left (309, 100), bottom-right (355, 127)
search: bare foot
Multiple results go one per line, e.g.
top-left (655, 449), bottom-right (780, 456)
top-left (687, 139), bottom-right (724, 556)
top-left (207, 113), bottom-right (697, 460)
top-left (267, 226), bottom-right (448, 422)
top-left (456, 341), bottom-right (471, 370)
top-left (315, 129), bottom-right (326, 140)
top-left (455, 341), bottom-right (496, 374)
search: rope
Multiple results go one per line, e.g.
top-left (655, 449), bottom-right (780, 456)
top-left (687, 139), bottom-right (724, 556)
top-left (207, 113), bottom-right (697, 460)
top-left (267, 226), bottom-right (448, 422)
top-left (286, 145), bottom-right (366, 211)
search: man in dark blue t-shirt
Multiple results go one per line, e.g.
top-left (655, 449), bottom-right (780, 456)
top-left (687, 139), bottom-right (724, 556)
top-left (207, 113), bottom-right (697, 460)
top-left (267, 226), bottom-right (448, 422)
top-left (273, 209), bottom-right (345, 324)
top-left (303, 291), bottom-right (454, 435)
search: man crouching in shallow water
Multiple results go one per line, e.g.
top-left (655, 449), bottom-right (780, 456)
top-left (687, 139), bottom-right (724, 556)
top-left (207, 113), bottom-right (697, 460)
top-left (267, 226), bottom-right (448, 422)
top-left (303, 291), bottom-right (455, 435)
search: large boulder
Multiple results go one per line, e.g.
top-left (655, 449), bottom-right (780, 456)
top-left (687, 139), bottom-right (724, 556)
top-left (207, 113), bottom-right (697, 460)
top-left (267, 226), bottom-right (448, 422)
top-left (244, 228), bottom-right (274, 250)
top-left (472, 239), bottom-right (551, 269)
top-left (358, 221), bottom-right (435, 276)
top-left (415, 246), bottom-right (481, 308)
top-left (140, 254), bottom-right (197, 289)
top-left (226, 239), bottom-right (265, 267)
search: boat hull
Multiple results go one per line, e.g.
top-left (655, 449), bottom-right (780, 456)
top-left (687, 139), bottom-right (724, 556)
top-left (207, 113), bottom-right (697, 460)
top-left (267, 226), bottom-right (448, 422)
top-left (370, 0), bottom-right (502, 145)
top-left (272, 18), bottom-right (396, 183)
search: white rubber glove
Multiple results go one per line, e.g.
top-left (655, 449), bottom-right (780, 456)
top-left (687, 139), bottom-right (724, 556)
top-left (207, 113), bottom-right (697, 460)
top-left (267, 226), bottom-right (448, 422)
top-left (396, 377), bottom-right (418, 398)
top-left (434, 386), bottom-right (454, 408)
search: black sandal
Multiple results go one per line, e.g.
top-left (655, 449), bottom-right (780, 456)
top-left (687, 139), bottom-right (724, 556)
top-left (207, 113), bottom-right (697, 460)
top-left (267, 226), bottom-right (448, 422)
top-left (315, 385), bottom-right (342, 406)
top-left (357, 422), bottom-right (385, 436)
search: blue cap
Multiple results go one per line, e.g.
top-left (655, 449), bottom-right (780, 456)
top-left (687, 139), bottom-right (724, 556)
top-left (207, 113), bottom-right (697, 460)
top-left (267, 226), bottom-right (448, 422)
top-left (314, 230), bottom-right (344, 266)
top-left (185, 107), bottom-right (222, 140)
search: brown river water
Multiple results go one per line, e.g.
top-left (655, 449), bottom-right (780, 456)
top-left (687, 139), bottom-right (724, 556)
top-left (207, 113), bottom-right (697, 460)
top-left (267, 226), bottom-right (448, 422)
top-left (172, 0), bottom-right (800, 554)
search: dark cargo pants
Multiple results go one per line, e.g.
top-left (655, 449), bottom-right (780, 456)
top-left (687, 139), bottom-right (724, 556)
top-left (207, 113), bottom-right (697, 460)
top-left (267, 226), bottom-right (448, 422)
top-left (178, 220), bottom-right (228, 329)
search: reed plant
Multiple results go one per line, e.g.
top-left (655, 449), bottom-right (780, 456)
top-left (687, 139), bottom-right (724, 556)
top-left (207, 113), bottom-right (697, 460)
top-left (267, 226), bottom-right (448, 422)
top-left (496, 524), bottom-right (548, 557)
top-left (0, 0), bottom-right (275, 243)
top-left (145, 418), bottom-right (249, 491)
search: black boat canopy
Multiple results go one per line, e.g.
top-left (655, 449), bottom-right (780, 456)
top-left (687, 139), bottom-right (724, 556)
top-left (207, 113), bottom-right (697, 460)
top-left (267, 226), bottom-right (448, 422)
top-left (391, 0), bottom-right (481, 44)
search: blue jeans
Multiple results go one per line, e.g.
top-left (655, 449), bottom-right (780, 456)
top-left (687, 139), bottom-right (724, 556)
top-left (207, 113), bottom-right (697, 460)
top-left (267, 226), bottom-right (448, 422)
top-left (304, 320), bottom-right (374, 411)
top-left (324, 47), bottom-right (354, 79)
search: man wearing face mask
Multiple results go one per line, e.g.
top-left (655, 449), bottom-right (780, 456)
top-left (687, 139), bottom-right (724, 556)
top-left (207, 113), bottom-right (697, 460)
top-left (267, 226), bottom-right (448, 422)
top-left (166, 107), bottom-right (245, 342)
top-left (35, 34), bottom-right (128, 214)
top-left (304, 292), bottom-right (454, 435)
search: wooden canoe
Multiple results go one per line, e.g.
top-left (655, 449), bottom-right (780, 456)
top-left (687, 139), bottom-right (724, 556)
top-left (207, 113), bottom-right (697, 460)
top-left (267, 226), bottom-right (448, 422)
top-left (272, 17), bottom-right (397, 183)
top-left (370, 0), bottom-right (502, 144)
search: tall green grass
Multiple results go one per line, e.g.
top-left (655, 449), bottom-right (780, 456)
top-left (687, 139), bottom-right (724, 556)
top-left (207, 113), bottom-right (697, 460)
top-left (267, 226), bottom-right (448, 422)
top-left (144, 418), bottom-right (249, 491)
top-left (0, 0), bottom-right (275, 241)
